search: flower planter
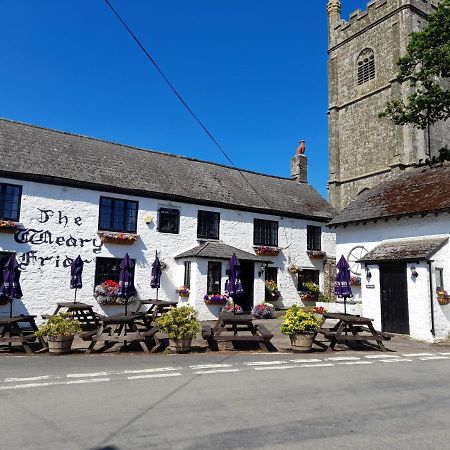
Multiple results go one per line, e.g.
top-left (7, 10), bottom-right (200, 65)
top-left (254, 246), bottom-right (280, 257)
top-left (300, 293), bottom-right (318, 303)
top-left (438, 295), bottom-right (450, 306)
top-left (47, 335), bottom-right (74, 354)
top-left (290, 333), bottom-right (314, 353)
top-left (306, 250), bottom-right (326, 259)
top-left (0, 220), bottom-right (23, 234)
top-left (169, 338), bottom-right (192, 353)
top-left (204, 299), bottom-right (227, 306)
top-left (98, 231), bottom-right (138, 245)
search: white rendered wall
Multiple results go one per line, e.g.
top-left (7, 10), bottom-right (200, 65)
top-left (0, 177), bottom-right (335, 321)
top-left (335, 215), bottom-right (450, 342)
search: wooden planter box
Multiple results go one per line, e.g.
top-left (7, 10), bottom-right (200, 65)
top-left (98, 232), bottom-right (138, 245)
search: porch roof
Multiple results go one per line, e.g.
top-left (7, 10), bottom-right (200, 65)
top-left (174, 241), bottom-right (270, 262)
top-left (359, 237), bottom-right (449, 263)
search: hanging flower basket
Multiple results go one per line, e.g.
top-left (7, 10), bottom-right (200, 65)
top-left (254, 246), bottom-right (280, 256)
top-left (97, 231), bottom-right (138, 245)
top-left (306, 250), bottom-right (327, 259)
top-left (176, 286), bottom-right (190, 298)
top-left (288, 264), bottom-right (301, 274)
top-left (0, 220), bottom-right (23, 234)
top-left (204, 294), bottom-right (229, 305)
top-left (350, 275), bottom-right (361, 286)
top-left (438, 291), bottom-right (450, 306)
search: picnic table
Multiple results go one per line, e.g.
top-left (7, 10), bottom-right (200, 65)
top-left (0, 315), bottom-right (47, 354)
top-left (83, 312), bottom-right (159, 353)
top-left (202, 312), bottom-right (275, 352)
top-left (315, 312), bottom-right (393, 352)
top-left (47, 302), bottom-right (103, 330)
top-left (135, 299), bottom-right (178, 318)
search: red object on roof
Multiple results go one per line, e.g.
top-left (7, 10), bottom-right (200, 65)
top-left (296, 140), bottom-right (306, 155)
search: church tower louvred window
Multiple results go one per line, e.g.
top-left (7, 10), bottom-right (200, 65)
top-left (357, 49), bottom-right (375, 85)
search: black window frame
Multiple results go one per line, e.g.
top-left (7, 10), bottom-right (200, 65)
top-left (94, 256), bottom-right (135, 288)
top-left (298, 269), bottom-right (320, 292)
top-left (98, 196), bottom-right (138, 234)
top-left (254, 219), bottom-right (279, 247)
top-left (184, 261), bottom-right (191, 288)
top-left (197, 210), bottom-right (220, 240)
top-left (0, 251), bottom-right (14, 287)
top-left (207, 261), bottom-right (222, 295)
top-left (307, 225), bottom-right (322, 251)
top-left (265, 266), bottom-right (278, 283)
top-left (157, 207), bottom-right (180, 234)
top-left (0, 183), bottom-right (22, 222)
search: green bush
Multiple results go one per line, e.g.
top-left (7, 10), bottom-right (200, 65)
top-left (35, 313), bottom-right (82, 337)
top-left (280, 305), bottom-right (322, 336)
top-left (156, 306), bottom-right (200, 339)
top-left (318, 292), bottom-right (330, 303)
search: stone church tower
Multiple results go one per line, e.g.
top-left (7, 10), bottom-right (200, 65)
top-left (327, 0), bottom-right (449, 210)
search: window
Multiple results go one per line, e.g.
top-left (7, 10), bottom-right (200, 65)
top-left (307, 226), bottom-right (322, 251)
top-left (265, 266), bottom-right (278, 283)
top-left (157, 208), bottom-right (180, 234)
top-left (184, 261), bottom-right (191, 288)
top-left (0, 252), bottom-right (14, 287)
top-left (0, 183), bottom-right (22, 221)
top-left (298, 269), bottom-right (320, 291)
top-left (436, 268), bottom-right (444, 290)
top-left (207, 261), bottom-right (222, 295)
top-left (94, 257), bottom-right (135, 288)
top-left (254, 219), bottom-right (278, 247)
top-left (357, 49), bottom-right (375, 85)
top-left (98, 196), bottom-right (138, 233)
top-left (197, 211), bottom-right (220, 240)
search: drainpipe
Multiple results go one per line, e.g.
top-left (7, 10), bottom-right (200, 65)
top-left (428, 260), bottom-right (435, 338)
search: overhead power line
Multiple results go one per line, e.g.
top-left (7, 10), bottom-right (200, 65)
top-left (102, 0), bottom-right (272, 209)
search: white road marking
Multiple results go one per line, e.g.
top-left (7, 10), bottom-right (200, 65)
top-left (438, 352), bottom-right (450, 356)
top-left (402, 353), bottom-right (434, 357)
top-left (189, 364), bottom-right (233, 370)
top-left (66, 378), bottom-right (110, 384)
top-left (194, 369), bottom-right (241, 375)
top-left (338, 361), bottom-right (373, 365)
top-left (419, 356), bottom-right (449, 361)
top-left (244, 361), bottom-right (288, 366)
top-left (66, 372), bottom-right (109, 378)
top-left (364, 354), bottom-right (400, 359)
top-left (326, 356), bottom-right (360, 361)
top-left (297, 363), bottom-right (334, 368)
top-left (253, 365), bottom-right (296, 371)
top-left (379, 359), bottom-right (412, 363)
top-left (4, 375), bottom-right (51, 383)
top-left (289, 359), bottom-right (323, 363)
top-left (127, 373), bottom-right (182, 380)
top-left (0, 378), bottom-right (110, 390)
top-left (123, 367), bottom-right (181, 374)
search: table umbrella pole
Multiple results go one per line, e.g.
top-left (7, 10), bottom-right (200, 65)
top-left (74, 288), bottom-right (77, 304)
top-left (9, 297), bottom-right (13, 318)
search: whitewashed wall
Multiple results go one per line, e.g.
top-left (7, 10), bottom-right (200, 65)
top-left (0, 176), bottom-right (335, 321)
top-left (335, 215), bottom-right (450, 342)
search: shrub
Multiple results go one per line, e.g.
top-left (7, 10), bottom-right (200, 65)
top-left (35, 313), bottom-right (82, 337)
top-left (156, 306), bottom-right (200, 340)
top-left (280, 305), bottom-right (322, 336)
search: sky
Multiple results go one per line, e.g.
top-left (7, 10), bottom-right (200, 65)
top-left (1, 0), bottom-right (369, 199)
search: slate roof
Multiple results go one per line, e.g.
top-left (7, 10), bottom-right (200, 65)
top-left (359, 237), bottom-right (449, 263)
top-left (174, 241), bottom-right (269, 262)
top-left (0, 118), bottom-right (335, 221)
top-left (329, 163), bottom-right (450, 227)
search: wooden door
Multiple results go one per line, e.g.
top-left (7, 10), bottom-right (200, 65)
top-left (380, 263), bottom-right (410, 334)
top-left (236, 261), bottom-right (254, 312)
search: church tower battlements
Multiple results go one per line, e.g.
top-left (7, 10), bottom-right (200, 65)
top-left (327, 0), bottom-right (449, 210)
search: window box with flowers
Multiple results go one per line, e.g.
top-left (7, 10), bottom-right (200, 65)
top-left (176, 286), bottom-right (190, 298)
top-left (97, 231), bottom-right (138, 245)
top-left (265, 280), bottom-right (280, 301)
top-left (204, 293), bottom-right (229, 305)
top-left (0, 220), bottom-right (24, 234)
top-left (299, 281), bottom-right (320, 302)
top-left (94, 280), bottom-right (139, 305)
top-left (306, 250), bottom-right (327, 259)
top-left (437, 289), bottom-right (450, 306)
top-left (254, 246), bottom-right (280, 257)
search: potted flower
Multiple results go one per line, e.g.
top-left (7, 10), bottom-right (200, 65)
top-left (265, 280), bottom-right (280, 301)
top-left (254, 246), bottom-right (280, 256)
top-left (280, 305), bottom-right (322, 353)
top-left (156, 306), bottom-right (200, 353)
top-left (35, 313), bottom-right (82, 354)
top-left (94, 279), bottom-right (139, 305)
top-left (176, 286), bottom-right (190, 298)
top-left (221, 301), bottom-right (243, 314)
top-left (251, 302), bottom-right (274, 319)
top-left (299, 281), bottom-right (320, 302)
top-left (204, 293), bottom-right (229, 305)
top-left (288, 264), bottom-right (300, 274)
top-left (437, 289), bottom-right (450, 306)
top-left (350, 275), bottom-right (361, 286)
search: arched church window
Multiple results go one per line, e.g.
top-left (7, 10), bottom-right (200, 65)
top-left (357, 49), bottom-right (375, 85)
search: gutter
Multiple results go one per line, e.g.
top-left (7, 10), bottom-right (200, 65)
top-left (428, 260), bottom-right (435, 338)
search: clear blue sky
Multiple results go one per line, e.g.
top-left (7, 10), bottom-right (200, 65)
top-left (1, 0), bottom-right (368, 199)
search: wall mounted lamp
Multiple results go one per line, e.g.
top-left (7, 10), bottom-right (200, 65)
top-left (258, 262), bottom-right (269, 277)
top-left (365, 266), bottom-right (372, 280)
top-left (410, 265), bottom-right (419, 278)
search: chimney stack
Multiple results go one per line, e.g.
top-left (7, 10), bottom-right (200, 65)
top-left (291, 140), bottom-right (308, 183)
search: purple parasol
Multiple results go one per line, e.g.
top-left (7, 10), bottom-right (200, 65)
top-left (225, 253), bottom-right (243, 314)
top-left (334, 255), bottom-right (353, 314)
top-left (0, 255), bottom-right (23, 317)
top-left (70, 256), bottom-right (84, 303)
top-left (151, 253), bottom-right (162, 300)
top-left (118, 253), bottom-right (137, 315)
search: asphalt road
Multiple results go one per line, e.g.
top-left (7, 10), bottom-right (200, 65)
top-left (1, 351), bottom-right (450, 450)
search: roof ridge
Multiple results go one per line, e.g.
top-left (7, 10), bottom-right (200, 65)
top-left (0, 117), bottom-right (295, 183)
